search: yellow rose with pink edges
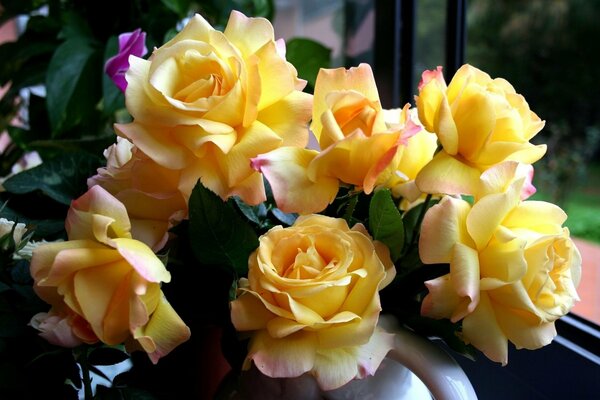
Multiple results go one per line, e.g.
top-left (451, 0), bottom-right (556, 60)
top-left (88, 137), bottom-right (187, 252)
top-left (253, 64), bottom-right (420, 214)
top-left (230, 214), bottom-right (396, 390)
top-left (415, 64), bottom-right (546, 196)
top-left (30, 186), bottom-right (190, 363)
top-left (418, 162), bottom-right (581, 364)
top-left (116, 11), bottom-right (312, 205)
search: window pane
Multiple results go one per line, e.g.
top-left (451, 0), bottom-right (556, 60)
top-left (414, 0), bottom-right (446, 90)
top-left (466, 0), bottom-right (600, 325)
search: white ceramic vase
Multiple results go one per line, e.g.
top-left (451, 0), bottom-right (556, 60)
top-left (232, 315), bottom-right (478, 400)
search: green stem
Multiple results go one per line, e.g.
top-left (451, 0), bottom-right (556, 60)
top-left (342, 192), bottom-right (359, 223)
top-left (77, 347), bottom-right (94, 400)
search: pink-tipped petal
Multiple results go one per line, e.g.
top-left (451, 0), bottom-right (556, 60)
top-left (112, 238), bottom-right (171, 283)
top-left (252, 147), bottom-right (339, 214)
top-left (132, 293), bottom-right (191, 364)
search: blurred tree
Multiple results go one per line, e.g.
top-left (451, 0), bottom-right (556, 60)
top-left (467, 0), bottom-right (600, 204)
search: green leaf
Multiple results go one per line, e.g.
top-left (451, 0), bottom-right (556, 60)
top-left (270, 208), bottom-right (298, 226)
top-left (59, 11), bottom-right (94, 41)
top-left (285, 38), bottom-right (331, 90)
top-left (45, 38), bottom-right (101, 135)
top-left (0, 16), bottom-right (59, 88)
top-left (402, 197), bottom-right (439, 253)
top-left (247, 0), bottom-right (274, 20)
top-left (0, 205), bottom-right (65, 240)
top-left (10, 260), bottom-right (33, 284)
top-left (102, 36), bottom-right (125, 116)
top-left (2, 152), bottom-right (103, 205)
top-left (188, 182), bottom-right (258, 275)
top-left (88, 346), bottom-right (130, 366)
top-left (369, 189), bottom-right (404, 261)
top-left (233, 196), bottom-right (268, 225)
top-left (160, 0), bottom-right (191, 17)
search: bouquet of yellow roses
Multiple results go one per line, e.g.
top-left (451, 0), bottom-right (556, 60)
top-left (0, 8), bottom-right (581, 399)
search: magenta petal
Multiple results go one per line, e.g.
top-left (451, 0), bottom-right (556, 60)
top-left (105, 28), bottom-right (148, 92)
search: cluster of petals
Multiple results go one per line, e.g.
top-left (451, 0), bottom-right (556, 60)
top-left (418, 161), bottom-right (581, 364)
top-left (230, 215), bottom-right (396, 390)
top-left (253, 63), bottom-right (421, 214)
top-left (29, 186), bottom-right (190, 363)
top-left (88, 137), bottom-right (187, 252)
top-left (115, 11), bottom-right (312, 206)
top-left (415, 64), bottom-right (546, 196)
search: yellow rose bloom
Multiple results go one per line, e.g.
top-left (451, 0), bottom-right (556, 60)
top-left (88, 137), bottom-right (187, 252)
top-left (30, 186), bottom-right (190, 363)
top-left (415, 64), bottom-right (546, 195)
top-left (418, 162), bottom-right (581, 364)
top-left (230, 214), bottom-right (396, 390)
top-left (115, 11), bottom-right (312, 205)
top-left (253, 64), bottom-right (419, 214)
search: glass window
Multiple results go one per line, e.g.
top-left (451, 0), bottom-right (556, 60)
top-left (466, 0), bottom-right (600, 326)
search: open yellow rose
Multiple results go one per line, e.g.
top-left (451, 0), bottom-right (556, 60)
top-left (415, 64), bottom-right (546, 196)
top-left (230, 214), bottom-right (396, 390)
top-left (30, 186), bottom-right (190, 363)
top-left (88, 137), bottom-right (187, 252)
top-left (418, 162), bottom-right (581, 364)
top-left (115, 11), bottom-right (312, 205)
top-left (253, 64), bottom-right (419, 214)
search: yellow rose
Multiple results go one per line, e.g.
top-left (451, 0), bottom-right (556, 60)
top-left (30, 186), bottom-right (190, 363)
top-left (88, 137), bottom-right (187, 252)
top-left (381, 107), bottom-right (438, 209)
top-left (230, 214), bottom-right (396, 390)
top-left (415, 64), bottom-right (546, 195)
top-left (115, 11), bottom-right (312, 205)
top-left (418, 163), bottom-right (581, 364)
top-left (252, 64), bottom-right (419, 214)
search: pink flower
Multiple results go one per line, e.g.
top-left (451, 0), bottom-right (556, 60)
top-left (105, 28), bottom-right (148, 92)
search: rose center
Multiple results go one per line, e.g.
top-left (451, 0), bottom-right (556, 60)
top-left (284, 245), bottom-right (332, 279)
top-left (173, 52), bottom-right (227, 102)
top-left (334, 102), bottom-right (377, 137)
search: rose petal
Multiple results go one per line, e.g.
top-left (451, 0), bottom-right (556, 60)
top-left (419, 196), bottom-right (472, 264)
top-left (112, 238), bottom-right (171, 283)
top-left (462, 293), bottom-right (509, 365)
top-left (132, 293), bottom-right (191, 364)
top-left (495, 301), bottom-right (557, 351)
top-left (231, 292), bottom-right (276, 331)
top-left (421, 274), bottom-right (461, 319)
top-left (73, 260), bottom-right (132, 344)
top-left (415, 151), bottom-right (481, 195)
top-left (252, 147), bottom-right (339, 214)
top-left (449, 242), bottom-right (480, 320)
top-left (246, 330), bottom-right (318, 378)
top-left (466, 179), bottom-right (521, 250)
top-left (257, 91), bottom-right (312, 148)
